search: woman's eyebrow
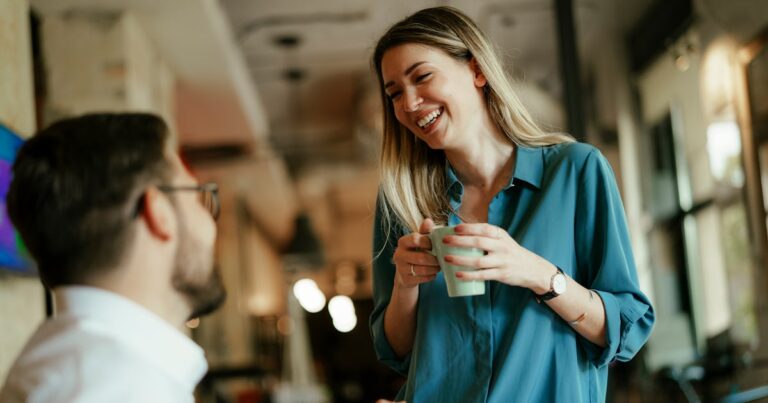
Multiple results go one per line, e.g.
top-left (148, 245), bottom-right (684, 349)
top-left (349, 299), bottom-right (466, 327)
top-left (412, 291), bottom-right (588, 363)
top-left (384, 61), bottom-right (428, 88)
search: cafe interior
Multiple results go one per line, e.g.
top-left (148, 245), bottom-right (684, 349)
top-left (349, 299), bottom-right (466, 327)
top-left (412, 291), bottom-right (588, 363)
top-left (1, 0), bottom-right (768, 401)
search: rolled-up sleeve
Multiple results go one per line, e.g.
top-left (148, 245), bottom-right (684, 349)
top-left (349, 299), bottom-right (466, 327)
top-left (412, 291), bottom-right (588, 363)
top-left (575, 149), bottom-right (655, 368)
top-left (369, 196), bottom-right (412, 375)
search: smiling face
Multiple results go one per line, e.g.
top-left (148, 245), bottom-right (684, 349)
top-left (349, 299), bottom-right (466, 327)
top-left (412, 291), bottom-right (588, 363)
top-left (380, 43), bottom-right (488, 150)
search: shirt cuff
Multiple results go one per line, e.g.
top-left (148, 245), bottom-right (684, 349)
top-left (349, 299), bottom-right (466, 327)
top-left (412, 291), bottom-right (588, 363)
top-left (581, 290), bottom-right (646, 368)
top-left (370, 310), bottom-right (412, 376)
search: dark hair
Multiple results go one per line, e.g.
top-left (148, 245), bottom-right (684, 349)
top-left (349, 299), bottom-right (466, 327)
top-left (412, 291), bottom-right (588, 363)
top-left (7, 113), bottom-right (172, 287)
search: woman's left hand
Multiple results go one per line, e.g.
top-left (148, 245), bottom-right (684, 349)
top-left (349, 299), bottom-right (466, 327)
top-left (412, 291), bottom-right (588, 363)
top-left (442, 223), bottom-right (554, 293)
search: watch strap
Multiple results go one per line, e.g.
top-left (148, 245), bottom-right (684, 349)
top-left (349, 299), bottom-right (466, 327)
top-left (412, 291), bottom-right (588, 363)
top-left (535, 267), bottom-right (564, 303)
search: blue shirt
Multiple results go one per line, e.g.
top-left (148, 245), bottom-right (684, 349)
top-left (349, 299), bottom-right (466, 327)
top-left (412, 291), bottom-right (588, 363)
top-left (370, 142), bottom-right (655, 403)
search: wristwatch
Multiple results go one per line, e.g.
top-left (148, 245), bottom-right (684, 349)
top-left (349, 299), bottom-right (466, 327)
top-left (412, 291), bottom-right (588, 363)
top-left (536, 267), bottom-right (567, 302)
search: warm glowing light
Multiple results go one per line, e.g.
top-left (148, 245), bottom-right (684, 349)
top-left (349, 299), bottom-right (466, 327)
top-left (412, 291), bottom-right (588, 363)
top-left (248, 294), bottom-right (277, 316)
top-left (328, 295), bottom-right (357, 332)
top-left (328, 295), bottom-right (354, 315)
top-left (333, 315), bottom-right (357, 333)
top-left (293, 278), bottom-right (326, 313)
top-left (293, 278), bottom-right (317, 296)
top-left (706, 120), bottom-right (743, 185)
top-left (700, 38), bottom-right (739, 118)
top-left (738, 47), bottom-right (753, 63)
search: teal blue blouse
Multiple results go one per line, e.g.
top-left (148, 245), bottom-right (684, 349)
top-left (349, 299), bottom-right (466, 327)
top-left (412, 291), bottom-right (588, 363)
top-left (370, 142), bottom-right (655, 403)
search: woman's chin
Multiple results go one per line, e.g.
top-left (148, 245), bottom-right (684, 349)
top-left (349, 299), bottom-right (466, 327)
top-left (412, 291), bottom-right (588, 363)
top-left (420, 124), bottom-right (449, 149)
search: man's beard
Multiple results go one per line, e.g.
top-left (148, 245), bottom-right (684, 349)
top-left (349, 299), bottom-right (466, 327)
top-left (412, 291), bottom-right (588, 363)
top-left (171, 214), bottom-right (226, 320)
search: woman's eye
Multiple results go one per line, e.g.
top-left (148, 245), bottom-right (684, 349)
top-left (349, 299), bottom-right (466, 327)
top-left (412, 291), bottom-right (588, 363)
top-left (415, 73), bottom-right (432, 82)
top-left (388, 91), bottom-right (402, 100)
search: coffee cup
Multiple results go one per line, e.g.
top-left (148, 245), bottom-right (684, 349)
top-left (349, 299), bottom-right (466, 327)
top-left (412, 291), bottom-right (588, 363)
top-left (427, 226), bottom-right (485, 297)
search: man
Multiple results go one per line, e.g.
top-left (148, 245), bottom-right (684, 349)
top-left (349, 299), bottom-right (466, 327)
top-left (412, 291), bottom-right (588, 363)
top-left (0, 113), bottom-right (226, 402)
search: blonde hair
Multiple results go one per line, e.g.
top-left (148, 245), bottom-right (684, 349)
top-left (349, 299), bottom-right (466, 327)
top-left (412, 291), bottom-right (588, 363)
top-left (373, 6), bottom-right (574, 234)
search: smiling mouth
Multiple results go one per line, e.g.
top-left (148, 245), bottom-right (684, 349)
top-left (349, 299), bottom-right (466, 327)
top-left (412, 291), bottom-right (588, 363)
top-left (416, 108), bottom-right (443, 130)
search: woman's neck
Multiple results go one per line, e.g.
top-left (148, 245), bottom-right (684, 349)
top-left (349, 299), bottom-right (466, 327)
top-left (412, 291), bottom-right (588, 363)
top-left (444, 122), bottom-right (515, 192)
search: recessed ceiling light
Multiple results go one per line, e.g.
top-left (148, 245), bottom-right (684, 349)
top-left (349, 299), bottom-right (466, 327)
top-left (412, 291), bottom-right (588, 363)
top-left (273, 34), bottom-right (301, 49)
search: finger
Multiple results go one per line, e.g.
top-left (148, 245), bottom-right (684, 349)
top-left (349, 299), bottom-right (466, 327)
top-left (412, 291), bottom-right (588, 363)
top-left (419, 218), bottom-right (436, 234)
top-left (397, 250), bottom-right (439, 267)
top-left (455, 268), bottom-right (502, 281)
top-left (409, 264), bottom-right (441, 276)
top-left (400, 274), bottom-right (437, 287)
top-left (398, 233), bottom-right (430, 250)
top-left (398, 232), bottom-right (433, 250)
top-left (442, 235), bottom-right (498, 251)
top-left (397, 233), bottom-right (420, 249)
top-left (414, 233), bottom-right (433, 250)
top-left (414, 274), bottom-right (437, 283)
top-left (454, 223), bottom-right (507, 239)
top-left (443, 254), bottom-right (499, 269)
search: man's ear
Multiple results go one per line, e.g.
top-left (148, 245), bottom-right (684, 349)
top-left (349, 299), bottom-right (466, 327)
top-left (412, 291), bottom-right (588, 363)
top-left (470, 57), bottom-right (488, 88)
top-left (140, 187), bottom-right (174, 241)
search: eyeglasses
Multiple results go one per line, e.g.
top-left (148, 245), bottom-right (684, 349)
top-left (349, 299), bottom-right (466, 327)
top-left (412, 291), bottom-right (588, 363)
top-left (158, 182), bottom-right (220, 220)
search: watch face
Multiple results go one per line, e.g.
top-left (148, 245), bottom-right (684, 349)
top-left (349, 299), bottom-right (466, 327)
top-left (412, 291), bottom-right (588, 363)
top-left (552, 274), bottom-right (567, 295)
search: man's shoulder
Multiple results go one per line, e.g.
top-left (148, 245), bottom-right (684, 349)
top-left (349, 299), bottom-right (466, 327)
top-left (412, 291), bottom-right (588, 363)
top-left (9, 315), bottom-right (131, 365)
top-left (1, 316), bottom-right (166, 402)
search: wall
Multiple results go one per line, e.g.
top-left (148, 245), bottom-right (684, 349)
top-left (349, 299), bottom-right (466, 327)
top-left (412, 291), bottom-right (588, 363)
top-left (41, 11), bottom-right (176, 133)
top-left (0, 0), bottom-right (46, 383)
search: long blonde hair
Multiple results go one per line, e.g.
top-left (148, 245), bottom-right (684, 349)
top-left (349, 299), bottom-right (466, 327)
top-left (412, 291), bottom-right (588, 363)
top-left (373, 6), bottom-right (573, 234)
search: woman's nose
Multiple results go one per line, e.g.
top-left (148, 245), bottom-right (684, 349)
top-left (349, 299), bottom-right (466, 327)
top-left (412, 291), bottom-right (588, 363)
top-left (403, 89), bottom-right (423, 112)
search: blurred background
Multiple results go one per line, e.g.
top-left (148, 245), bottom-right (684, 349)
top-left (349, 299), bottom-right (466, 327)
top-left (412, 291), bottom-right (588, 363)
top-left (1, 0), bottom-right (767, 402)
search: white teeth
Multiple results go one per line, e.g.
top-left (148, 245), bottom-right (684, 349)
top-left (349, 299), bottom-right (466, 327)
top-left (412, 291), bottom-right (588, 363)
top-left (417, 109), bottom-right (442, 128)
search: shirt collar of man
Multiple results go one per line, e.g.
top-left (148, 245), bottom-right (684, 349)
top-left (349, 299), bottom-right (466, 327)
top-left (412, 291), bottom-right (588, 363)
top-left (53, 286), bottom-right (208, 391)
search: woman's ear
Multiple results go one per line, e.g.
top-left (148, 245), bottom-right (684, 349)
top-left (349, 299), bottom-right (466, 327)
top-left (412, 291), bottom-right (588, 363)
top-left (140, 187), bottom-right (174, 241)
top-left (470, 57), bottom-right (488, 88)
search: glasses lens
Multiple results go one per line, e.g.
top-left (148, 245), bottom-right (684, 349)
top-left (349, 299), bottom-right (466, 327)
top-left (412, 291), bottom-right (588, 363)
top-left (199, 188), bottom-right (220, 220)
top-left (210, 192), bottom-right (220, 220)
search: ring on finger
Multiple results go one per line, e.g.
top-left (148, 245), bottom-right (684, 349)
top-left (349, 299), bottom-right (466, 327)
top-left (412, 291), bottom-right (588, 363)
top-left (410, 264), bottom-right (416, 276)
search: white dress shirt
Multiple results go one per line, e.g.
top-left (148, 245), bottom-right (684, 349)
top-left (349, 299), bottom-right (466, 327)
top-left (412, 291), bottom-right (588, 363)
top-left (0, 286), bottom-right (208, 403)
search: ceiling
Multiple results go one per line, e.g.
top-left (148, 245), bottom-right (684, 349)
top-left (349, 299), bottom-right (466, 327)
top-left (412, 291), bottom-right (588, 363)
top-left (31, 0), bottom-right (270, 146)
top-left (219, 0), bottom-right (653, 172)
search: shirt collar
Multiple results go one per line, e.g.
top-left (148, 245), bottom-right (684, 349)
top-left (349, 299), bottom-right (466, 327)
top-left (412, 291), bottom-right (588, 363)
top-left (53, 286), bottom-right (208, 391)
top-left (444, 145), bottom-right (544, 192)
top-left (512, 145), bottom-right (544, 189)
top-left (445, 159), bottom-right (463, 196)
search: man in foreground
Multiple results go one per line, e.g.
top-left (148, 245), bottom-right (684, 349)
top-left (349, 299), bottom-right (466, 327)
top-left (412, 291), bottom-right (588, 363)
top-left (0, 113), bottom-right (226, 402)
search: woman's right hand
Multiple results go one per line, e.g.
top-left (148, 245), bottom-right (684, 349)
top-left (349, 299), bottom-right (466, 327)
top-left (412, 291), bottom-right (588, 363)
top-left (392, 218), bottom-right (440, 289)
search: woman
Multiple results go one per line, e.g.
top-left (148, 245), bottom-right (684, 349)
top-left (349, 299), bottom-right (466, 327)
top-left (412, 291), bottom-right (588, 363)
top-left (369, 6), bottom-right (655, 403)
